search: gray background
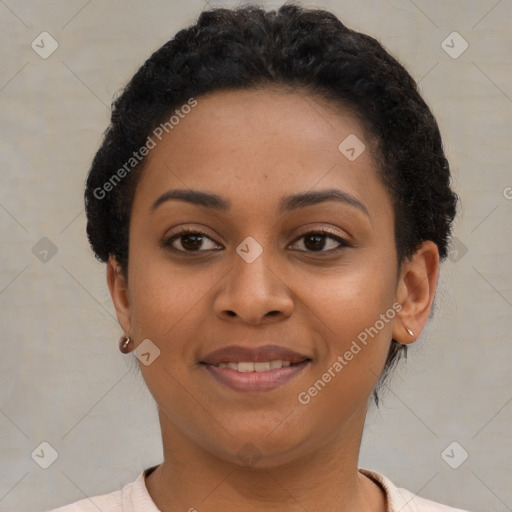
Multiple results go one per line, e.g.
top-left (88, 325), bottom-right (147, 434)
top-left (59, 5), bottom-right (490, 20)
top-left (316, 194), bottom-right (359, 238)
top-left (1, 0), bottom-right (511, 511)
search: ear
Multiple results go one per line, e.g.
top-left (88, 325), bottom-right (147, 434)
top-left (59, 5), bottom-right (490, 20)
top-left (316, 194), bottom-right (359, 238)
top-left (106, 255), bottom-right (132, 335)
top-left (392, 241), bottom-right (440, 344)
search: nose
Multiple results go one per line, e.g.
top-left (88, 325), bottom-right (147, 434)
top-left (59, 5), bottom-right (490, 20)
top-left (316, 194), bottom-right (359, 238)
top-left (213, 245), bottom-right (294, 325)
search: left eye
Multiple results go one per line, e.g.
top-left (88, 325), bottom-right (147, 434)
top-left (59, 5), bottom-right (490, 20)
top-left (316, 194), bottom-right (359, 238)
top-left (289, 231), bottom-right (350, 252)
top-left (162, 229), bottom-right (350, 253)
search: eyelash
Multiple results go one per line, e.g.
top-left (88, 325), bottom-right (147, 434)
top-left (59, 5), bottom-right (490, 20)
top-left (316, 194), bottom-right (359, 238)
top-left (161, 227), bottom-right (352, 255)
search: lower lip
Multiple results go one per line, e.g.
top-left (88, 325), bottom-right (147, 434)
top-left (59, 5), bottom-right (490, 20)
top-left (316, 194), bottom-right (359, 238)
top-left (202, 361), bottom-right (310, 392)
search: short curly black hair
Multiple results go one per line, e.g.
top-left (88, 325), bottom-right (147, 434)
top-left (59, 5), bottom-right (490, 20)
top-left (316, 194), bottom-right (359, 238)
top-left (84, 1), bottom-right (458, 405)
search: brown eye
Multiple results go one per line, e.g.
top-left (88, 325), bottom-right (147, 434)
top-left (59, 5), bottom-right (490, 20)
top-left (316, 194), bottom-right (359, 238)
top-left (162, 229), bottom-right (222, 252)
top-left (290, 231), bottom-right (350, 253)
top-left (162, 228), bottom-right (351, 255)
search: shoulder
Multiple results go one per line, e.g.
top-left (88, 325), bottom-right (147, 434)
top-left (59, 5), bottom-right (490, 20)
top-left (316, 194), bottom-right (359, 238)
top-left (43, 489), bottom-right (122, 512)
top-left (359, 468), bottom-right (470, 512)
top-left (43, 468), bottom-right (159, 512)
top-left (390, 486), bottom-right (470, 512)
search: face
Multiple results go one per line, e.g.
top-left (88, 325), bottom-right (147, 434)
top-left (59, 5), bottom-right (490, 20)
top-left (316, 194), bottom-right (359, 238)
top-left (108, 87), bottom-right (436, 468)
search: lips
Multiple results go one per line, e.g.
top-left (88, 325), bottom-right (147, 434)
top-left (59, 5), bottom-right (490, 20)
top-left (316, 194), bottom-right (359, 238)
top-left (201, 344), bottom-right (311, 366)
top-left (200, 344), bottom-right (312, 392)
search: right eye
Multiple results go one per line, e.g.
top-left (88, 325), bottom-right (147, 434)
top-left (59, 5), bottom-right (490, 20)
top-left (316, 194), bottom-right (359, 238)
top-left (161, 228), bottom-right (223, 253)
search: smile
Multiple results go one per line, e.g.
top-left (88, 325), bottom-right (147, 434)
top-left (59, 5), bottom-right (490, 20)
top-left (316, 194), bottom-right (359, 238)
top-left (202, 359), bottom-right (311, 392)
top-left (213, 360), bottom-right (293, 371)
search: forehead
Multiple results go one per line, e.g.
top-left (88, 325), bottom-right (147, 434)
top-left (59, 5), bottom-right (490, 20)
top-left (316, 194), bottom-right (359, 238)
top-left (134, 87), bottom-right (390, 220)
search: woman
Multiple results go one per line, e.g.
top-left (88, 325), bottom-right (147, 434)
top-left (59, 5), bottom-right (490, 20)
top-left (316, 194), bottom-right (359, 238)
top-left (49, 3), bottom-right (467, 511)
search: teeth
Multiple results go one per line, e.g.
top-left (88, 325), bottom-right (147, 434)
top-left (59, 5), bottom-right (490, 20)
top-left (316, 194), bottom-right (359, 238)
top-left (215, 360), bottom-right (295, 372)
top-left (254, 361), bottom-right (270, 371)
top-left (238, 362), bottom-right (255, 373)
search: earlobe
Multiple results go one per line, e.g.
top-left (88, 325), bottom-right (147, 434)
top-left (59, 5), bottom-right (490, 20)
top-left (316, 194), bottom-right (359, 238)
top-left (106, 255), bottom-right (132, 334)
top-left (392, 241), bottom-right (440, 344)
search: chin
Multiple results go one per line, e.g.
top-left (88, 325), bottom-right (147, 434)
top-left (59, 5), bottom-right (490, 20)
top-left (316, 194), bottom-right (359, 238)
top-left (206, 422), bottom-right (315, 469)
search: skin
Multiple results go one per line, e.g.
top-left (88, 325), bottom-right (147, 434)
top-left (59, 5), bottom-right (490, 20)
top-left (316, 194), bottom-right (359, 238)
top-left (107, 87), bottom-right (439, 512)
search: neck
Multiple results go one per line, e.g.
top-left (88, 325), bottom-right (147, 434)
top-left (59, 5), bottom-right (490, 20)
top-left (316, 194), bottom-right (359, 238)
top-left (145, 404), bottom-right (387, 512)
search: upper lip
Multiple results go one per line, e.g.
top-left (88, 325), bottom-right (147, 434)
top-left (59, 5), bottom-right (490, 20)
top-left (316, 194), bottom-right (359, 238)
top-left (201, 344), bottom-right (311, 365)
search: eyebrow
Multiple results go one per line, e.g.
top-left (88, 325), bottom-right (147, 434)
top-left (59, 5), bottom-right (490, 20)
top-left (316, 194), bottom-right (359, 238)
top-left (150, 188), bottom-right (369, 217)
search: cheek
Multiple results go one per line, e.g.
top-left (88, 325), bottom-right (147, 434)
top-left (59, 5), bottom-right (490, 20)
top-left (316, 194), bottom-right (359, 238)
top-left (127, 250), bottom-right (211, 340)
top-left (297, 256), bottom-right (397, 404)
top-left (307, 253), bottom-right (397, 339)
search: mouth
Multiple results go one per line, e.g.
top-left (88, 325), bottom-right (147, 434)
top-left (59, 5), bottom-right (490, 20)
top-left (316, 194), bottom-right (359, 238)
top-left (209, 360), bottom-right (296, 371)
top-left (200, 344), bottom-right (312, 392)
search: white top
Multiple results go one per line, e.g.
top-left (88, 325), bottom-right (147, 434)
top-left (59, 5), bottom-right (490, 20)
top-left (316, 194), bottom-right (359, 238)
top-left (46, 466), bottom-right (470, 512)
